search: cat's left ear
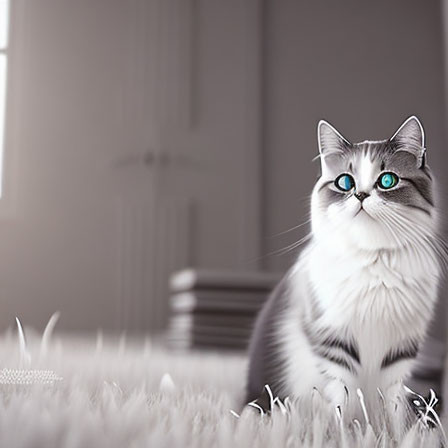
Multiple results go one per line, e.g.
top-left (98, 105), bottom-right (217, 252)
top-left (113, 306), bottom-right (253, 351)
top-left (390, 116), bottom-right (426, 167)
top-left (317, 120), bottom-right (351, 175)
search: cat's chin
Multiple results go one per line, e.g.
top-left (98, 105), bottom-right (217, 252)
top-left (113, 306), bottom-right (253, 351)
top-left (347, 224), bottom-right (402, 251)
top-left (319, 214), bottom-right (402, 251)
top-left (314, 221), bottom-right (401, 252)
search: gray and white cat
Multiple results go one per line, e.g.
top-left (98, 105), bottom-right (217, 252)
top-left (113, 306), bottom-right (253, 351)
top-left (247, 116), bottom-right (444, 409)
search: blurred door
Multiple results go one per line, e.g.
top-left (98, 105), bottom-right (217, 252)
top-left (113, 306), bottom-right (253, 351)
top-left (0, 0), bottom-right (262, 332)
top-left (116, 0), bottom-right (263, 332)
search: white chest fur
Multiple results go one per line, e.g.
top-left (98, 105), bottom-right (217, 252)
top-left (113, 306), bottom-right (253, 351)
top-left (306, 237), bottom-right (439, 345)
top-left (280, 237), bottom-right (440, 400)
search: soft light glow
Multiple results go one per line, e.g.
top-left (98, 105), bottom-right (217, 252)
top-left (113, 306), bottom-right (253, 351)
top-left (0, 0), bottom-right (8, 199)
top-left (0, 0), bottom-right (9, 50)
top-left (0, 54), bottom-right (6, 197)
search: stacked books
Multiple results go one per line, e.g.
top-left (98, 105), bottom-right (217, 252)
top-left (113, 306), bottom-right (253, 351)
top-left (167, 269), bottom-right (280, 350)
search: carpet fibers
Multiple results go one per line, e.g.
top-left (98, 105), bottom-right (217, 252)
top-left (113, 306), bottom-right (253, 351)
top-left (0, 320), bottom-right (445, 447)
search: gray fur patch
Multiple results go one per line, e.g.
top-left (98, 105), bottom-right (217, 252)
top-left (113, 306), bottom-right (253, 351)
top-left (246, 276), bottom-right (291, 406)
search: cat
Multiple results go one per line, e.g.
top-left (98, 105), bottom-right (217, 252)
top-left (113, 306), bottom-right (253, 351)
top-left (246, 116), bottom-right (445, 411)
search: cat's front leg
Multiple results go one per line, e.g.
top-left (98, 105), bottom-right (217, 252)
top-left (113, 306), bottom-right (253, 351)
top-left (381, 380), bottom-right (408, 439)
top-left (383, 380), bottom-right (404, 403)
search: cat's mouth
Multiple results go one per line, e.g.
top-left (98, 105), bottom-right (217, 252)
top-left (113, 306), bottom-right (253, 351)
top-left (354, 205), bottom-right (370, 218)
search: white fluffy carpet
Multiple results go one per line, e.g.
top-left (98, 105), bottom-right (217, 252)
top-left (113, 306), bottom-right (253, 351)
top-left (0, 317), bottom-right (445, 447)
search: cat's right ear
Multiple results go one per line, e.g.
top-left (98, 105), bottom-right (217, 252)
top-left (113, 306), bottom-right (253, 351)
top-left (317, 121), bottom-right (350, 175)
top-left (317, 120), bottom-right (350, 157)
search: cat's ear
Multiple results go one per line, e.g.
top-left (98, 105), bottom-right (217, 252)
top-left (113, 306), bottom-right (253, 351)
top-left (390, 116), bottom-right (426, 167)
top-left (390, 116), bottom-right (425, 148)
top-left (317, 120), bottom-right (351, 157)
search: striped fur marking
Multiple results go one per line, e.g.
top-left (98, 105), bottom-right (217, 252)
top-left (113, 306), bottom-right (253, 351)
top-left (321, 335), bottom-right (361, 365)
top-left (315, 348), bottom-right (356, 373)
top-left (303, 322), bottom-right (360, 373)
top-left (381, 340), bottom-right (419, 369)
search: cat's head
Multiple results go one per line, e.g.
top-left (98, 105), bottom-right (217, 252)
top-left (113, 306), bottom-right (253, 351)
top-left (311, 116), bottom-right (437, 250)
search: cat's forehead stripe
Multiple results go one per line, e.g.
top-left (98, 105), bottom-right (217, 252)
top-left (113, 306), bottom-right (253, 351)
top-left (357, 154), bottom-right (377, 191)
top-left (345, 141), bottom-right (391, 168)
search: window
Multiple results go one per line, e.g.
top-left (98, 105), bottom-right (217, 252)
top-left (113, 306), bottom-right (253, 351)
top-left (0, 0), bottom-right (9, 197)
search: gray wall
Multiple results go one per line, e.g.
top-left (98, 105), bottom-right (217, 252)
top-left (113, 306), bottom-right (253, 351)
top-left (262, 0), bottom-right (447, 273)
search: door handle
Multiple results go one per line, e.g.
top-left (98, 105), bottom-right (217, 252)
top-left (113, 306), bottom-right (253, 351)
top-left (113, 149), bottom-right (168, 168)
top-left (113, 149), bottom-right (196, 169)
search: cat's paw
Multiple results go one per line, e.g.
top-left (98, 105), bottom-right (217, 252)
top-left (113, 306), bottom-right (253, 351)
top-left (322, 378), bottom-right (349, 408)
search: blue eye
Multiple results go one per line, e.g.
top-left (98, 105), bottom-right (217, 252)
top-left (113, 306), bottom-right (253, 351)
top-left (378, 172), bottom-right (398, 189)
top-left (335, 174), bottom-right (355, 192)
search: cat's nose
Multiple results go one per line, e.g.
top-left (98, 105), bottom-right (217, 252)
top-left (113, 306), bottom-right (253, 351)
top-left (355, 191), bottom-right (370, 202)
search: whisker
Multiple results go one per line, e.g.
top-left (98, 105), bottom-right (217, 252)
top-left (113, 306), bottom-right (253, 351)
top-left (269, 218), bottom-right (312, 238)
top-left (268, 233), bottom-right (313, 257)
top-left (382, 205), bottom-right (447, 272)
